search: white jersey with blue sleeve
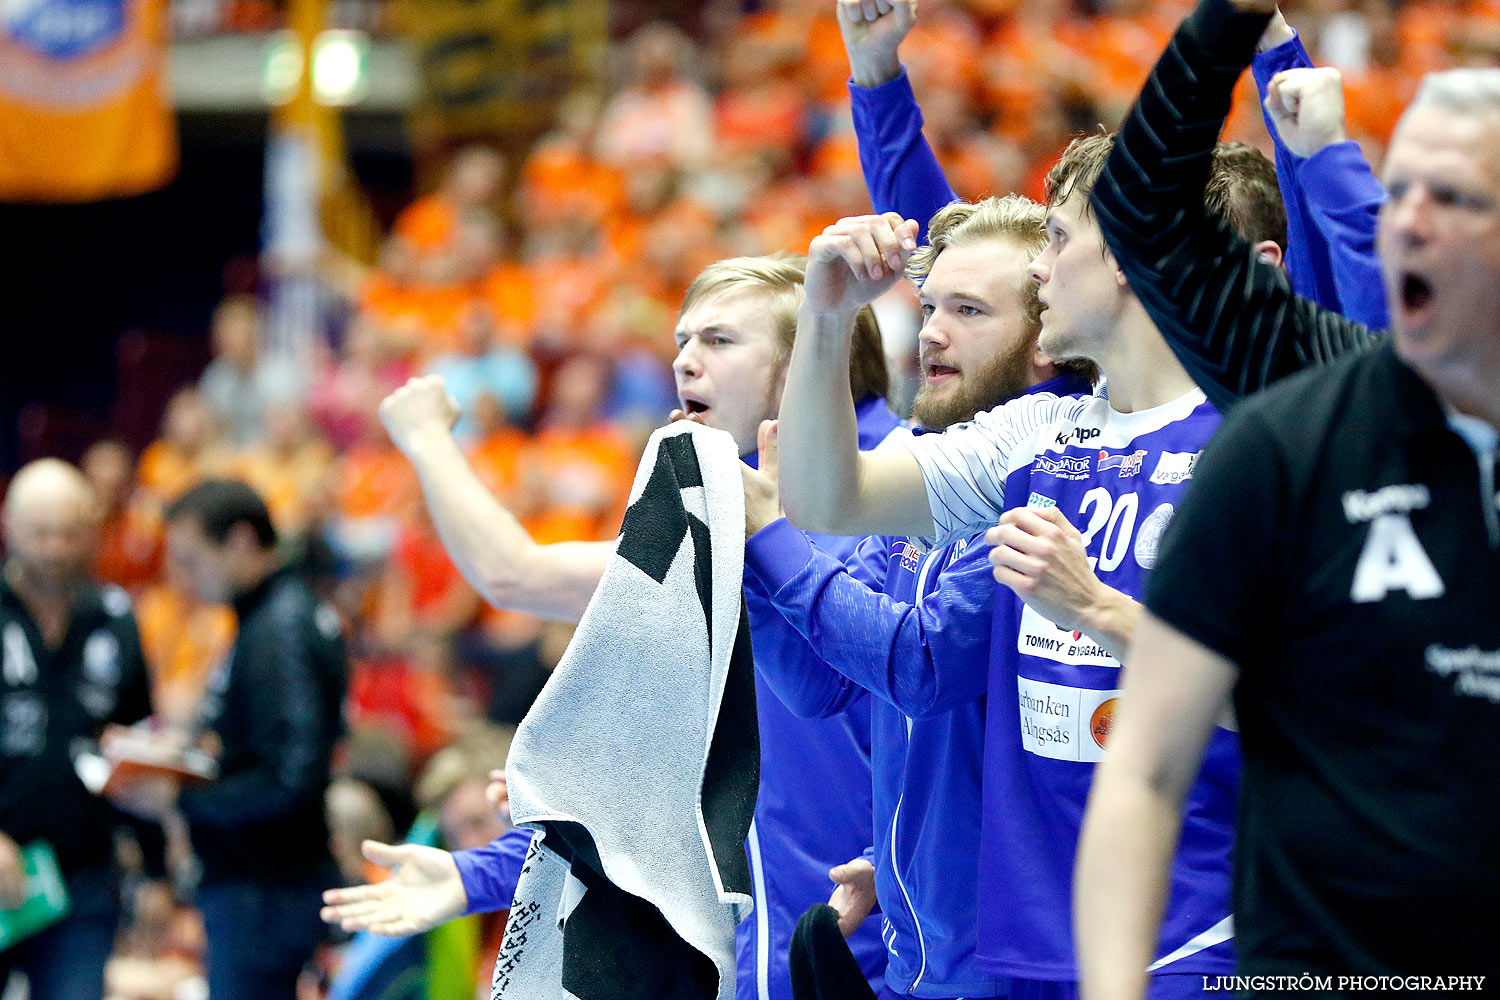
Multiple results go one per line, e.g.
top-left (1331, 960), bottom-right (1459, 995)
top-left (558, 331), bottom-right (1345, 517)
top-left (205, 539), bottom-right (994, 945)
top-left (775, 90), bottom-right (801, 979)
top-left (899, 387), bottom-right (1241, 981)
top-left (898, 389), bottom-right (1094, 546)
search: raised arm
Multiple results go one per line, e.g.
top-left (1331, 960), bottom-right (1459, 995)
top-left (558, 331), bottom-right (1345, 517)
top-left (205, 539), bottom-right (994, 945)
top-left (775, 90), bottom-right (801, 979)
top-left (379, 376), bottom-right (610, 624)
top-left (839, 0), bottom-right (959, 238)
top-left (1253, 16), bottom-right (1388, 329)
top-left (778, 214), bottom-right (934, 538)
top-left (1091, 0), bottom-right (1385, 412)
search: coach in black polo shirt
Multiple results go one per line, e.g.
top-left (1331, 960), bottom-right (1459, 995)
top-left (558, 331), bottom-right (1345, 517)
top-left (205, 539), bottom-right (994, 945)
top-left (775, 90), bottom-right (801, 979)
top-left (1070, 0), bottom-right (1500, 991)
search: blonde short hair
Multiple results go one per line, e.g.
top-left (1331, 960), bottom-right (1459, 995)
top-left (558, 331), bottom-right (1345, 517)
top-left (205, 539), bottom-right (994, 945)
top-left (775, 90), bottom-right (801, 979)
top-left (907, 195), bottom-right (1049, 337)
top-left (681, 254), bottom-right (889, 402)
top-left (414, 725), bottom-right (515, 812)
top-left (907, 195), bottom-right (1097, 385)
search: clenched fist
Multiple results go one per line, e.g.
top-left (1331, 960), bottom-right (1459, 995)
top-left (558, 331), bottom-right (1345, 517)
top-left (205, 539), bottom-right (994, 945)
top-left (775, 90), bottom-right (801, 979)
top-left (804, 213), bottom-right (920, 317)
top-left (379, 375), bottom-right (462, 458)
top-left (837, 0), bottom-right (917, 88)
top-left (1264, 67), bottom-right (1348, 158)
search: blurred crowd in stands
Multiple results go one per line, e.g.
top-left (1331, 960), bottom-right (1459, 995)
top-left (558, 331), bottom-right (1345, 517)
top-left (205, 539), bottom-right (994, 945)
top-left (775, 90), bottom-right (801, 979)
top-left (17, 0), bottom-right (1500, 996)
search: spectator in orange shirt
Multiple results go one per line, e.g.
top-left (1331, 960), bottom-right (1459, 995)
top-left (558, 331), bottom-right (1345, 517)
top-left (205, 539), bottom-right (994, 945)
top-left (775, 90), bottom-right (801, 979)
top-left (714, 36), bottom-right (808, 158)
top-left (595, 23), bottom-right (714, 169)
top-left (378, 211), bottom-right (506, 364)
top-left (518, 92), bottom-right (625, 231)
top-left (1343, 0), bottom-right (1423, 145)
top-left (231, 402), bottom-right (335, 542)
top-left (134, 558), bottom-right (237, 729)
top-left (527, 354), bottom-right (635, 546)
top-left (326, 409), bottom-right (418, 566)
top-left (391, 145), bottom-right (505, 264)
top-left (601, 161), bottom-right (680, 269)
top-left (466, 393), bottom-right (540, 513)
top-left (82, 440), bottom-right (162, 594)
top-left (135, 387), bottom-right (232, 510)
top-left (518, 218), bottom-right (613, 355)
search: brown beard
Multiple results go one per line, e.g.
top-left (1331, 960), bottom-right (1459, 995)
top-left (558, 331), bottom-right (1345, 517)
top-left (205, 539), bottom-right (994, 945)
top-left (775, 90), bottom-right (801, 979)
top-left (911, 334), bottom-right (1035, 430)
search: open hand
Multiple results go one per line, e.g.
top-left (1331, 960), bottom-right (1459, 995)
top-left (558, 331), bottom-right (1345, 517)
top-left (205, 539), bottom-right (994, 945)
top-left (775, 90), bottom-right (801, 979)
top-left (320, 840), bottom-right (468, 936)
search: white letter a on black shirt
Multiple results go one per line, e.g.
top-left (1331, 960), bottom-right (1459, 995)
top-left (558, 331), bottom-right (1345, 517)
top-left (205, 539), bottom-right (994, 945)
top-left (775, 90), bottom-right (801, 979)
top-left (1349, 513), bottom-right (1446, 603)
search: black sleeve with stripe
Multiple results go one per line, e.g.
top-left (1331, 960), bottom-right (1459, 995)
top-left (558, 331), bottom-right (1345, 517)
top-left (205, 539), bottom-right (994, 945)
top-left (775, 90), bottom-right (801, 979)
top-left (1090, 0), bottom-right (1388, 413)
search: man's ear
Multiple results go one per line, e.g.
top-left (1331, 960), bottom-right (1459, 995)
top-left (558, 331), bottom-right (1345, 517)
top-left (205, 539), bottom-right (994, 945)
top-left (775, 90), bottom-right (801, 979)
top-left (1104, 245), bottom-right (1131, 289)
top-left (1252, 239), bottom-right (1284, 269)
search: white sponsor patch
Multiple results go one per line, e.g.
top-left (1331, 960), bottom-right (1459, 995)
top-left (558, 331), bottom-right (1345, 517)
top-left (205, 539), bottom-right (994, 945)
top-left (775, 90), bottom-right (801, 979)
top-left (1133, 502), bottom-right (1174, 570)
top-left (1017, 603), bottom-right (1120, 668)
top-left (1149, 451), bottom-right (1200, 486)
top-left (1017, 675), bottom-right (1121, 762)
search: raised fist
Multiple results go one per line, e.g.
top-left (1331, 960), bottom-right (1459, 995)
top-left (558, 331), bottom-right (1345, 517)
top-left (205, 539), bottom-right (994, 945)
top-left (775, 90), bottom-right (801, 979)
top-left (804, 213), bottom-right (920, 316)
top-left (837, 0), bottom-right (917, 88)
top-left (379, 375), bottom-right (461, 458)
top-left (1264, 67), bottom-right (1348, 159)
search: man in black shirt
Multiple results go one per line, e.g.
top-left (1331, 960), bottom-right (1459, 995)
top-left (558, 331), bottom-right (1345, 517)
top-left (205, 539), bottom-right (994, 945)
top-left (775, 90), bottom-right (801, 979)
top-left (1073, 0), bottom-right (1500, 991)
top-left (0, 459), bottom-right (156, 1000)
top-left (113, 479), bottom-right (346, 999)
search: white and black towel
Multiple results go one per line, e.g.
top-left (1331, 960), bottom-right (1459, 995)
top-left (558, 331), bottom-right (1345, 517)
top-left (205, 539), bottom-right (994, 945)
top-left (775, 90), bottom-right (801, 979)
top-left (492, 422), bottom-right (760, 1000)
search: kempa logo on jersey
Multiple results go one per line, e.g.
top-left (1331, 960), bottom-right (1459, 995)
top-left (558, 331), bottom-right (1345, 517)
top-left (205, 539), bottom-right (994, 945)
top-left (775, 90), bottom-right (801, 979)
top-left (1341, 483), bottom-right (1431, 523)
top-left (1033, 455), bottom-right (1091, 480)
top-left (1149, 451), bottom-right (1199, 485)
top-left (1055, 426), bottom-right (1101, 447)
top-left (1097, 449), bottom-right (1147, 477)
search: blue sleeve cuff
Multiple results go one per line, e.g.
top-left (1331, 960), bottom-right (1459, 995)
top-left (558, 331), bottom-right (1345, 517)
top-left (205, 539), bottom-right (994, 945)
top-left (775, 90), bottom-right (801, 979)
top-left (1250, 29), bottom-right (1309, 85)
top-left (847, 65), bottom-right (916, 113)
top-left (745, 518), bottom-right (817, 592)
top-left (452, 847), bottom-right (493, 915)
top-left (1301, 139), bottom-right (1386, 208)
top-left (453, 829), bottom-right (533, 916)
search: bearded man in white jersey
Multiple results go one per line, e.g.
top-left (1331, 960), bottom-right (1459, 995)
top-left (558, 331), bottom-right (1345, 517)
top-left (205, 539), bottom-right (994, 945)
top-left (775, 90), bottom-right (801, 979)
top-left (774, 135), bottom-right (1284, 997)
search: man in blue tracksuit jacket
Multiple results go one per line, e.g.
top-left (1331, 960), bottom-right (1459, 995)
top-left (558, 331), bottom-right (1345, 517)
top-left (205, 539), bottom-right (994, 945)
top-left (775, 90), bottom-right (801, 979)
top-left (738, 393), bottom-right (900, 1000)
top-left (322, 255), bottom-right (894, 1000)
top-left (746, 371), bottom-right (1087, 999)
top-left (840, 0), bottom-right (1387, 328)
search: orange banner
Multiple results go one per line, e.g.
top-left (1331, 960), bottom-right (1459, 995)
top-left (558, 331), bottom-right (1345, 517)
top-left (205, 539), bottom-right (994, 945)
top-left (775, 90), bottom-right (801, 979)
top-left (0, 0), bottom-right (177, 202)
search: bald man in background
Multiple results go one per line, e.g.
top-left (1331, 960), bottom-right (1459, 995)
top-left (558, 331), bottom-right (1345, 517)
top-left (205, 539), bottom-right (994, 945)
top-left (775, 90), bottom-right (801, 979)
top-left (0, 460), bottom-right (157, 1000)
